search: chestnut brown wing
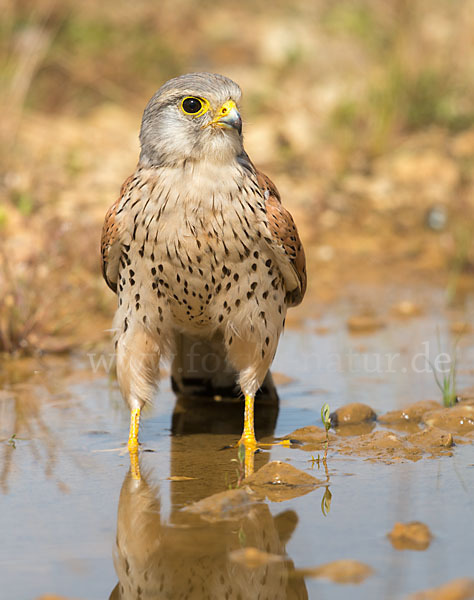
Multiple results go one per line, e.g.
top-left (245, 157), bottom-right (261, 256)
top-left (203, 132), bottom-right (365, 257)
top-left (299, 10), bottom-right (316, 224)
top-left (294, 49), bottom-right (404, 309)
top-left (100, 174), bottom-right (134, 293)
top-left (256, 169), bottom-right (307, 306)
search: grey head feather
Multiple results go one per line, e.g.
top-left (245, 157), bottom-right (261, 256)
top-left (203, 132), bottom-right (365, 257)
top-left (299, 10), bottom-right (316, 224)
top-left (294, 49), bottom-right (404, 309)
top-left (151, 72), bottom-right (241, 104)
top-left (139, 72), bottom-right (243, 167)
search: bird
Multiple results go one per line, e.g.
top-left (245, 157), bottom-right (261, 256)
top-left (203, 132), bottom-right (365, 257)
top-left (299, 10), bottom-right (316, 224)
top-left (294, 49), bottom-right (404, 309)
top-left (101, 72), bottom-right (306, 475)
top-left (110, 467), bottom-right (308, 599)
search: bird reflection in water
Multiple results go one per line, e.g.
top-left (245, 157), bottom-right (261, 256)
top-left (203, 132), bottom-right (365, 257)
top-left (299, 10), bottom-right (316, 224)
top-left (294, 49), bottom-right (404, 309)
top-left (110, 466), bottom-right (308, 600)
top-left (111, 384), bottom-right (308, 600)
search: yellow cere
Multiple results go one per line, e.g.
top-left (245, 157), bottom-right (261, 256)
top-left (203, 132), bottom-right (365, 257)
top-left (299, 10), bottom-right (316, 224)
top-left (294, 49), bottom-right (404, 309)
top-left (218, 99), bottom-right (237, 117)
top-left (207, 99), bottom-right (239, 127)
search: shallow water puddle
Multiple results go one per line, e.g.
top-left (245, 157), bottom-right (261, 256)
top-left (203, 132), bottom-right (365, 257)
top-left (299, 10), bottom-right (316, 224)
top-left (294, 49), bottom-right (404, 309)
top-left (1, 297), bottom-right (474, 599)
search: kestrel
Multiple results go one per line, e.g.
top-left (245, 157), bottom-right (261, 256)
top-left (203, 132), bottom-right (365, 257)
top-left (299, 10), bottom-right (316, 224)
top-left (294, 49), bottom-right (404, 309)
top-left (101, 73), bottom-right (306, 473)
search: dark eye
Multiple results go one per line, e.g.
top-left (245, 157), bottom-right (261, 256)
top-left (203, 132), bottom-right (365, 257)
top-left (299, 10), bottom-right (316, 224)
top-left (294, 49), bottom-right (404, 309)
top-left (182, 97), bottom-right (202, 114)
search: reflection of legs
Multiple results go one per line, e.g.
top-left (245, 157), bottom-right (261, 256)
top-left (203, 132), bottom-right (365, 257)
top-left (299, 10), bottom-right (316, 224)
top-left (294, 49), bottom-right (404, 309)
top-left (116, 325), bottom-right (160, 479)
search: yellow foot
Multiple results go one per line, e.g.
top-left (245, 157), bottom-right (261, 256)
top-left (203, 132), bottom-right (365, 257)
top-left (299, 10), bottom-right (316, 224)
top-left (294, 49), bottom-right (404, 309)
top-left (237, 435), bottom-right (291, 450)
top-left (237, 393), bottom-right (291, 477)
top-left (238, 393), bottom-right (291, 450)
top-left (237, 437), bottom-right (291, 478)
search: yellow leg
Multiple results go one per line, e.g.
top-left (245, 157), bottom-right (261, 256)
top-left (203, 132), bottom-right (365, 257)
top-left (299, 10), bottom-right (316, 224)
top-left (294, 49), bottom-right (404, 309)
top-left (239, 394), bottom-right (258, 448)
top-left (128, 408), bottom-right (141, 480)
top-left (238, 393), bottom-right (290, 477)
top-left (128, 407), bottom-right (141, 451)
top-left (238, 394), bottom-right (257, 478)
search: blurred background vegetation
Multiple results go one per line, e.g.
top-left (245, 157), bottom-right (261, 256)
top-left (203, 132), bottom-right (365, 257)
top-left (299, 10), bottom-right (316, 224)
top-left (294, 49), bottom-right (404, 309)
top-left (1, 0), bottom-right (474, 354)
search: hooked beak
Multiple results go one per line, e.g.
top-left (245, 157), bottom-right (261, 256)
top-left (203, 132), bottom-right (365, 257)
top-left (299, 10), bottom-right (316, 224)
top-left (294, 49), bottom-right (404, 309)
top-left (207, 100), bottom-right (242, 135)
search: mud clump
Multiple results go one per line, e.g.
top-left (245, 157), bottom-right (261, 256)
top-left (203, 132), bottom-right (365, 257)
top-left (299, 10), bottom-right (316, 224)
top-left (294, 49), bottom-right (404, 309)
top-left (35, 597), bottom-right (73, 600)
top-left (295, 559), bottom-right (374, 584)
top-left (422, 403), bottom-right (474, 434)
top-left (379, 400), bottom-right (441, 424)
top-left (183, 488), bottom-right (258, 522)
top-left (285, 425), bottom-right (336, 450)
top-left (388, 521), bottom-right (432, 551)
top-left (392, 301), bottom-right (423, 318)
top-left (407, 427), bottom-right (454, 451)
top-left (450, 322), bottom-right (472, 335)
top-left (330, 403), bottom-right (377, 427)
top-left (346, 314), bottom-right (385, 333)
top-left (292, 399), bottom-right (469, 462)
top-left (245, 461), bottom-right (322, 502)
top-left (338, 431), bottom-right (422, 462)
top-left (333, 421), bottom-right (376, 437)
top-left (286, 425), bottom-right (333, 442)
top-left (407, 577), bottom-right (474, 600)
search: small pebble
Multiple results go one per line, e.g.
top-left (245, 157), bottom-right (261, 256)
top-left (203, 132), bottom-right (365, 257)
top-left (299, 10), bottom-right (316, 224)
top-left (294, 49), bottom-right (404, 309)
top-left (388, 521), bottom-right (432, 551)
top-left (347, 315), bottom-right (385, 333)
top-left (330, 403), bottom-right (376, 426)
top-left (295, 559), bottom-right (374, 584)
top-left (407, 577), bottom-right (474, 600)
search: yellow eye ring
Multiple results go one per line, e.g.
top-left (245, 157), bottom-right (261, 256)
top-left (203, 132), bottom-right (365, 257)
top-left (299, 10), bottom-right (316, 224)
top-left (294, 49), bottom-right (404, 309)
top-left (181, 96), bottom-right (210, 117)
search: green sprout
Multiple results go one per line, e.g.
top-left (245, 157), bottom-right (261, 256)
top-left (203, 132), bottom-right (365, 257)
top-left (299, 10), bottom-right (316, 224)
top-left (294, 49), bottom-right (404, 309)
top-left (321, 487), bottom-right (332, 517)
top-left (321, 403), bottom-right (331, 461)
top-left (428, 332), bottom-right (459, 407)
top-left (432, 358), bottom-right (458, 407)
top-left (307, 406), bottom-right (332, 514)
top-left (237, 442), bottom-right (246, 465)
top-left (228, 443), bottom-right (246, 489)
top-left (7, 434), bottom-right (16, 449)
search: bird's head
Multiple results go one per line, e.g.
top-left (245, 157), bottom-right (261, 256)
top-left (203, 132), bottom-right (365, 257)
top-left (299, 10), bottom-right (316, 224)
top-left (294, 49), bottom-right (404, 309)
top-left (139, 72), bottom-right (243, 167)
